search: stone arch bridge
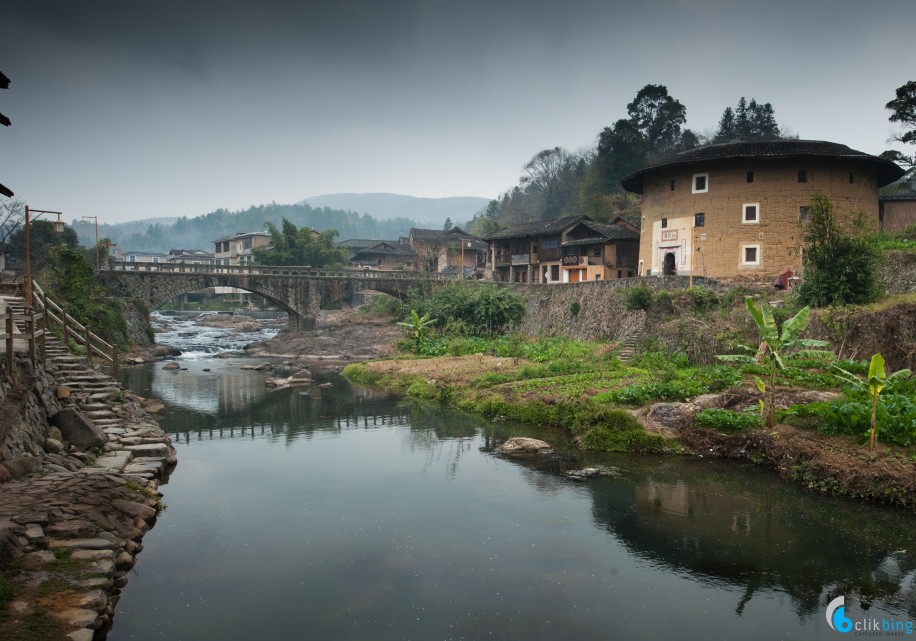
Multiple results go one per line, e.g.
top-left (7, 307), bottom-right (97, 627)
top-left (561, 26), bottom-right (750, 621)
top-left (97, 265), bottom-right (449, 330)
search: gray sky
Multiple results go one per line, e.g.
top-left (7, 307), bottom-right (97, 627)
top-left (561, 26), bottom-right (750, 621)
top-left (2, 0), bottom-right (914, 223)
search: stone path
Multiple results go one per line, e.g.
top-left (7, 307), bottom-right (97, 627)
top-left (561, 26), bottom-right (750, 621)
top-left (1, 299), bottom-right (176, 640)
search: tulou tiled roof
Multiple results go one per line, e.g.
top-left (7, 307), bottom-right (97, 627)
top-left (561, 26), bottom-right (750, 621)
top-left (621, 139), bottom-right (906, 193)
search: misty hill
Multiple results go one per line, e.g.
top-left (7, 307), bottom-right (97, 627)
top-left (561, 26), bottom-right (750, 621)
top-left (301, 193), bottom-right (489, 226)
top-left (76, 203), bottom-right (422, 254)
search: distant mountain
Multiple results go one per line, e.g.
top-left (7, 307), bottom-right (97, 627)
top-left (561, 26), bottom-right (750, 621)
top-left (301, 193), bottom-right (490, 226)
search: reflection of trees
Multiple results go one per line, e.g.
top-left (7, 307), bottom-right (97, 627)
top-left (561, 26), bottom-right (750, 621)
top-left (585, 459), bottom-right (916, 619)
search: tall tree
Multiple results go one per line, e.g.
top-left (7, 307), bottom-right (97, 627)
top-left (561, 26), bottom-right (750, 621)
top-left (885, 80), bottom-right (916, 175)
top-left (253, 218), bottom-right (346, 267)
top-left (715, 97), bottom-right (781, 142)
top-left (520, 147), bottom-right (577, 220)
top-left (625, 84), bottom-right (687, 154)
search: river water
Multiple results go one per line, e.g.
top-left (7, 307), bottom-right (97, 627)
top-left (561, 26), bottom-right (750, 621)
top-left (108, 316), bottom-right (916, 641)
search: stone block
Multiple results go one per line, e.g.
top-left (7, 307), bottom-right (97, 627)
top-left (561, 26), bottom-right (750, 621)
top-left (49, 408), bottom-right (107, 451)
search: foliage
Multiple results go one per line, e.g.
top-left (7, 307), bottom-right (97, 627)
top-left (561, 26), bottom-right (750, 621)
top-left (411, 283), bottom-right (525, 337)
top-left (569, 301), bottom-right (581, 317)
top-left (578, 409), bottom-right (657, 452)
top-left (832, 353), bottom-right (913, 449)
top-left (397, 310), bottom-right (437, 353)
top-left (695, 408), bottom-right (761, 432)
top-left (717, 298), bottom-right (831, 427)
top-left (687, 286), bottom-right (719, 312)
top-left (42, 246), bottom-right (129, 345)
top-left (4, 219), bottom-right (81, 275)
top-left (884, 80), bottom-right (916, 174)
top-left (253, 218), bottom-right (346, 267)
top-left (0, 198), bottom-right (25, 255)
top-left (796, 192), bottom-right (882, 307)
top-left (714, 97), bottom-right (781, 142)
top-left (623, 285), bottom-right (654, 311)
top-left (361, 293), bottom-right (405, 318)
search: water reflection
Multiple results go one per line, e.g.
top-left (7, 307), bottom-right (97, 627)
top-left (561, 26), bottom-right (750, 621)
top-left (116, 358), bottom-right (916, 639)
top-left (588, 459), bottom-right (916, 620)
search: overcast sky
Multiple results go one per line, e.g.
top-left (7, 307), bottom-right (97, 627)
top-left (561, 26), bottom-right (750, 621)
top-left (2, 0), bottom-right (914, 223)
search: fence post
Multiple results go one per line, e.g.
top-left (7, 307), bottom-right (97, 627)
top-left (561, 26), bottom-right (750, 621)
top-left (38, 311), bottom-right (46, 360)
top-left (26, 315), bottom-right (36, 365)
top-left (5, 307), bottom-right (13, 377)
top-left (85, 326), bottom-right (93, 367)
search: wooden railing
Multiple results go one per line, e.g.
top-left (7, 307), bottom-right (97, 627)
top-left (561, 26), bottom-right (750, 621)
top-left (31, 281), bottom-right (119, 376)
top-left (1, 301), bottom-right (46, 380)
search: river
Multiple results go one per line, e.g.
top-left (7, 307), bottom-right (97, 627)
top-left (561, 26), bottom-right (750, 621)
top-left (107, 315), bottom-right (916, 641)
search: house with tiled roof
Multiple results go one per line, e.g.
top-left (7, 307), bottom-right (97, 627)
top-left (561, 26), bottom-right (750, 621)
top-left (485, 215), bottom-right (639, 283)
top-left (213, 231), bottom-right (272, 266)
top-left (347, 239), bottom-right (416, 270)
top-left (621, 139), bottom-right (905, 280)
top-left (408, 227), bottom-right (487, 277)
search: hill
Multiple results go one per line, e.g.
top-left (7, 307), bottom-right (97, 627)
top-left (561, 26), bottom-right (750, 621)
top-left (301, 193), bottom-right (489, 227)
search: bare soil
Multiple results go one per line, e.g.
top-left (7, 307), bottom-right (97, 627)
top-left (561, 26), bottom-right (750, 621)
top-left (244, 309), bottom-right (405, 371)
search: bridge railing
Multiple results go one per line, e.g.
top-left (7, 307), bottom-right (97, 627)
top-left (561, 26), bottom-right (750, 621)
top-left (108, 263), bottom-right (452, 280)
top-left (31, 281), bottom-right (119, 376)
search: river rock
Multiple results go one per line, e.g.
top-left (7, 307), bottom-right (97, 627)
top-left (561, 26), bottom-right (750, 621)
top-left (496, 437), bottom-right (552, 455)
top-left (162, 361), bottom-right (180, 370)
top-left (49, 408), bottom-right (107, 451)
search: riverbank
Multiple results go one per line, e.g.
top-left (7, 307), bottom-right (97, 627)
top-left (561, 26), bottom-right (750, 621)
top-left (0, 330), bottom-right (176, 641)
top-left (343, 354), bottom-right (916, 511)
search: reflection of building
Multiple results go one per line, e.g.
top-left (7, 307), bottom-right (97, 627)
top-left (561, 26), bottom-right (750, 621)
top-left (213, 231), bottom-right (272, 266)
top-left (622, 140), bottom-right (904, 280)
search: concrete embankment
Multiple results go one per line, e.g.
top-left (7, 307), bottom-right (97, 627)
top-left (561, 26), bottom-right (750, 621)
top-left (1, 304), bottom-right (176, 641)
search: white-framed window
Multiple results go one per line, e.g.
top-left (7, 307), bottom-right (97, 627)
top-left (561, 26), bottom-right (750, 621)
top-left (152, 256), bottom-right (160, 263)
top-left (743, 203), bottom-right (760, 224)
top-left (692, 173), bottom-right (709, 194)
top-left (741, 244), bottom-right (761, 266)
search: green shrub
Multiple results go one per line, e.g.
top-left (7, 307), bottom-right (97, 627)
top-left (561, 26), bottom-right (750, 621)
top-left (695, 408), bottom-right (760, 432)
top-left (688, 287), bottom-right (719, 312)
top-left (569, 301), bottom-right (581, 317)
top-left (623, 286), bottom-right (654, 311)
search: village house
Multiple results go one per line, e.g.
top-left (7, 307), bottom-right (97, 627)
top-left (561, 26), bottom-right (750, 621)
top-left (213, 231), bottom-right (272, 266)
top-left (879, 194), bottom-right (916, 232)
top-left (345, 239), bottom-right (415, 271)
top-left (408, 227), bottom-right (487, 278)
top-left (621, 140), bottom-right (904, 281)
top-left (111, 249), bottom-right (168, 270)
top-left (339, 228), bottom-right (487, 276)
top-left (166, 248), bottom-right (214, 265)
top-left (486, 215), bottom-right (639, 283)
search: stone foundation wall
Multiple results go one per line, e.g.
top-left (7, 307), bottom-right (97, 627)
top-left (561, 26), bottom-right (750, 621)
top-left (0, 357), bottom-right (62, 469)
top-left (880, 250), bottom-right (916, 295)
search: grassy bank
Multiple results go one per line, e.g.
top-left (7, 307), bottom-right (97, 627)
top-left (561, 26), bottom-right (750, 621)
top-left (343, 334), bottom-right (916, 510)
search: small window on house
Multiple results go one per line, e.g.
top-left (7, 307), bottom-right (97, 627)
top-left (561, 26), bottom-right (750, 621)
top-left (746, 171), bottom-right (754, 183)
top-left (669, 179), bottom-right (676, 191)
top-left (798, 170), bottom-right (807, 183)
top-left (743, 203), bottom-right (759, 224)
top-left (741, 245), bottom-right (761, 265)
top-left (594, 274), bottom-right (601, 280)
top-left (661, 218), bottom-right (668, 228)
top-left (618, 270), bottom-right (623, 278)
top-left (849, 172), bottom-right (854, 184)
top-left (694, 213), bottom-right (705, 227)
top-left (692, 173), bottom-right (708, 193)
top-left (551, 265), bottom-right (560, 281)
top-left (799, 206), bottom-right (809, 221)
top-left (152, 256), bottom-right (160, 263)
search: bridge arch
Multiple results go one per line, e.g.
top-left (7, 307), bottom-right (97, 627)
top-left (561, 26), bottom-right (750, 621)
top-left (97, 265), bottom-right (446, 331)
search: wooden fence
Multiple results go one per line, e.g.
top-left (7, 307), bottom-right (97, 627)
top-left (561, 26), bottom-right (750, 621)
top-left (30, 281), bottom-right (119, 376)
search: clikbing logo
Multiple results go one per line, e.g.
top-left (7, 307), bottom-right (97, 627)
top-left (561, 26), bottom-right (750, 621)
top-left (827, 596), bottom-right (853, 633)
top-left (826, 595), bottom-right (913, 636)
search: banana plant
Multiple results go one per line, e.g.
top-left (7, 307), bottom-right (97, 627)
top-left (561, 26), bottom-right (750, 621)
top-left (717, 298), bottom-right (832, 428)
top-left (832, 353), bottom-right (912, 450)
top-left (397, 310), bottom-right (437, 353)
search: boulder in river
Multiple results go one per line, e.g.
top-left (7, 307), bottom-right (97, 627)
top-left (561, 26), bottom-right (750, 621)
top-left (495, 437), bottom-right (552, 455)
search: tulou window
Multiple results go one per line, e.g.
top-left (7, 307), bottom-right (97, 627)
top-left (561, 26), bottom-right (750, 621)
top-left (798, 170), bottom-right (807, 183)
top-left (743, 203), bottom-right (759, 224)
top-left (692, 173), bottom-right (708, 194)
top-left (694, 213), bottom-right (705, 227)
